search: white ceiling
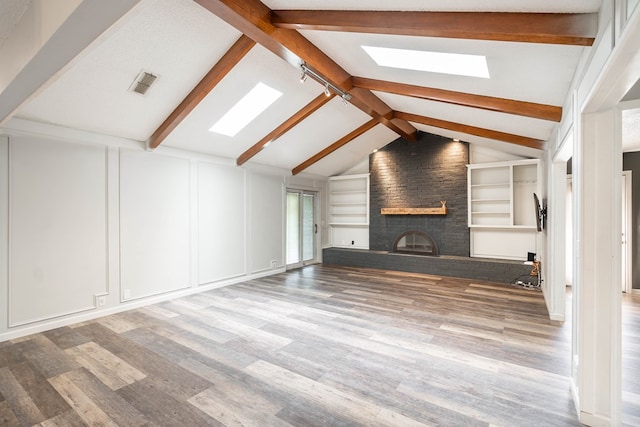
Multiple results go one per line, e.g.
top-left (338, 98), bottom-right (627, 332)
top-left (0, 0), bottom-right (30, 48)
top-left (9, 0), bottom-right (612, 177)
top-left (17, 0), bottom-right (240, 142)
top-left (623, 108), bottom-right (640, 152)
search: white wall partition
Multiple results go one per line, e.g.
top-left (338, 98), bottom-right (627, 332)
top-left (198, 161), bottom-right (246, 283)
top-left (119, 150), bottom-right (191, 301)
top-left (8, 135), bottom-right (108, 325)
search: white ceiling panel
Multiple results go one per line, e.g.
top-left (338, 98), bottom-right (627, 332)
top-left (0, 0), bottom-right (31, 47)
top-left (623, 108), bottom-right (640, 152)
top-left (410, 123), bottom-right (542, 159)
top-left (301, 31), bottom-right (584, 105)
top-left (163, 45), bottom-right (325, 161)
top-left (303, 124), bottom-right (398, 177)
top-left (375, 92), bottom-right (555, 141)
top-left (251, 96), bottom-right (372, 170)
top-left (17, 0), bottom-right (240, 141)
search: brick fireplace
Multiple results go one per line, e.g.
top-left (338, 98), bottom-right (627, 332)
top-left (369, 132), bottom-right (469, 256)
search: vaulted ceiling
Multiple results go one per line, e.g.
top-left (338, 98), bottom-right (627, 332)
top-left (5, 0), bottom-right (602, 177)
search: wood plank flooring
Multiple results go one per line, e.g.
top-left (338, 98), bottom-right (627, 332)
top-left (623, 292), bottom-right (640, 427)
top-left (0, 265), bottom-right (583, 426)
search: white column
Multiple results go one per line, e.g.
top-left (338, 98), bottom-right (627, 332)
top-left (546, 157), bottom-right (568, 321)
top-left (573, 108), bottom-right (622, 426)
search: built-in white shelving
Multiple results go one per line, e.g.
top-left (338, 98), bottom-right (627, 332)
top-left (328, 174), bottom-right (369, 249)
top-left (467, 159), bottom-right (540, 228)
top-left (467, 159), bottom-right (541, 260)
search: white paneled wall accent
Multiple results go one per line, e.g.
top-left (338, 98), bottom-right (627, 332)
top-left (119, 150), bottom-right (191, 301)
top-left (8, 136), bottom-right (108, 326)
top-left (198, 161), bottom-right (246, 283)
top-left (0, 120), bottom-right (315, 341)
top-left (250, 173), bottom-right (285, 273)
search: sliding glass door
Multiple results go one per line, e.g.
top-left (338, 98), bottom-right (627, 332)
top-left (286, 190), bottom-right (317, 268)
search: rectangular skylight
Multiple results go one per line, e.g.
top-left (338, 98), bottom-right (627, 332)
top-left (209, 82), bottom-right (282, 137)
top-left (362, 46), bottom-right (489, 79)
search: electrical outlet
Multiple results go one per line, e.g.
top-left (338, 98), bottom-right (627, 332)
top-left (271, 260), bottom-right (277, 269)
top-left (95, 295), bottom-right (106, 307)
top-left (123, 289), bottom-right (131, 300)
top-left (351, 240), bottom-right (355, 245)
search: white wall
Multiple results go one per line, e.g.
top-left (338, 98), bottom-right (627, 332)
top-left (7, 136), bottom-right (108, 326)
top-left (119, 149), bottom-right (191, 300)
top-left (198, 161), bottom-right (246, 283)
top-left (0, 119), bottom-right (312, 341)
top-left (249, 173), bottom-right (285, 272)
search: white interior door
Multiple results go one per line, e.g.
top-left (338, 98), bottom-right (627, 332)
top-left (566, 177), bottom-right (573, 287)
top-left (567, 173), bottom-right (632, 292)
top-left (622, 171), bottom-right (632, 293)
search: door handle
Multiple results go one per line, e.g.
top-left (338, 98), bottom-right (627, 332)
top-left (314, 224), bottom-right (318, 234)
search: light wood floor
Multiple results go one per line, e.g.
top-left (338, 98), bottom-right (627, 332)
top-left (0, 265), bottom-right (584, 426)
top-left (623, 292), bottom-right (640, 426)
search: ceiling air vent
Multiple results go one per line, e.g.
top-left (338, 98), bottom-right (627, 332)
top-left (129, 71), bottom-right (157, 95)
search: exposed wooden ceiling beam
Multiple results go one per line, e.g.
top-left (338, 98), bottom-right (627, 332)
top-left (352, 77), bottom-right (562, 122)
top-left (237, 93), bottom-right (335, 166)
top-left (148, 35), bottom-right (255, 149)
top-left (195, 0), bottom-right (418, 145)
top-left (394, 111), bottom-right (544, 150)
top-left (271, 11), bottom-right (597, 46)
top-left (292, 119), bottom-right (378, 175)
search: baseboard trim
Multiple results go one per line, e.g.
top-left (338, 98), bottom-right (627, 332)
top-left (549, 313), bottom-right (566, 321)
top-left (579, 411), bottom-right (611, 427)
top-left (0, 268), bottom-right (285, 343)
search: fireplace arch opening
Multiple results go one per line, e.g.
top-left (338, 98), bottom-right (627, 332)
top-left (392, 231), bottom-right (439, 256)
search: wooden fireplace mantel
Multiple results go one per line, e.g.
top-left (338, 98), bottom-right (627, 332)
top-left (381, 201), bottom-right (448, 215)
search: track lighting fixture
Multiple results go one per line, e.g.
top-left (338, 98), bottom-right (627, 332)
top-left (300, 62), bottom-right (352, 102)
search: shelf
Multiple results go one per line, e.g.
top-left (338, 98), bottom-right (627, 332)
top-left (330, 202), bottom-right (367, 206)
top-left (329, 174), bottom-right (370, 249)
top-left (381, 206), bottom-right (448, 215)
top-left (471, 211), bottom-right (510, 215)
top-left (469, 225), bottom-right (537, 230)
top-left (468, 159), bottom-right (539, 229)
top-left (471, 183), bottom-right (510, 188)
top-left (331, 190), bottom-right (367, 195)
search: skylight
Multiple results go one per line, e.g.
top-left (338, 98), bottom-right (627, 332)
top-left (362, 46), bottom-right (490, 79)
top-left (209, 82), bottom-right (282, 137)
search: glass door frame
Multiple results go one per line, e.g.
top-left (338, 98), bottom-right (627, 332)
top-left (286, 188), bottom-right (319, 269)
